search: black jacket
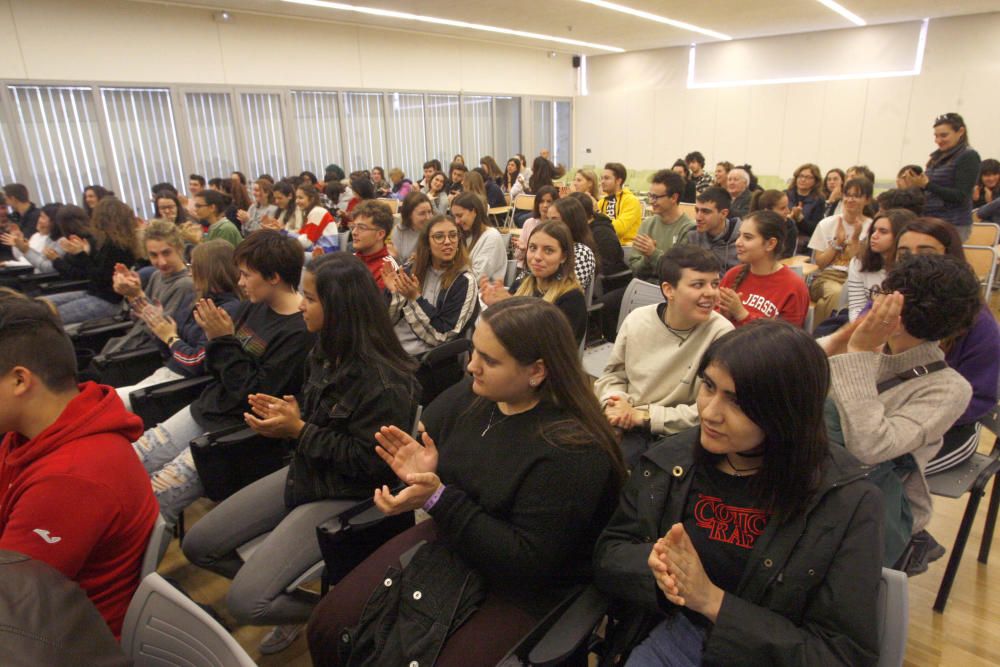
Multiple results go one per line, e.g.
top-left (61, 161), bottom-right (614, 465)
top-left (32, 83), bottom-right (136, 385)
top-left (52, 234), bottom-right (137, 303)
top-left (285, 349), bottom-right (420, 508)
top-left (591, 213), bottom-right (628, 276)
top-left (594, 429), bottom-right (883, 666)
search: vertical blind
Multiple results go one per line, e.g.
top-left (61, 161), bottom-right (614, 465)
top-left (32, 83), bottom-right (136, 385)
top-left (387, 93), bottom-right (426, 179)
top-left (554, 101), bottom-right (572, 168)
top-left (0, 105), bottom-right (16, 184)
top-left (460, 95), bottom-right (493, 164)
top-left (100, 87), bottom-right (185, 219)
top-left (342, 92), bottom-right (387, 173)
top-left (426, 94), bottom-right (462, 169)
top-left (494, 97), bottom-right (521, 163)
top-left (7, 85), bottom-right (107, 205)
top-left (239, 93), bottom-right (287, 178)
top-left (186, 92), bottom-right (240, 179)
top-left (292, 90), bottom-right (342, 175)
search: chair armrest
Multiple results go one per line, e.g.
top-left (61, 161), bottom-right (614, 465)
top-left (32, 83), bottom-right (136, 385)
top-left (418, 337), bottom-right (472, 368)
top-left (94, 345), bottom-right (162, 366)
top-left (0, 265), bottom-right (35, 278)
top-left (17, 270), bottom-right (61, 285)
top-left (144, 375), bottom-right (213, 397)
top-left (526, 586), bottom-right (609, 666)
top-left (39, 279), bottom-right (92, 295)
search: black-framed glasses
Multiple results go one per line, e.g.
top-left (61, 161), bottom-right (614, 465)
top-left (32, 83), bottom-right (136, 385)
top-left (430, 231), bottom-right (459, 243)
top-left (646, 193), bottom-right (668, 203)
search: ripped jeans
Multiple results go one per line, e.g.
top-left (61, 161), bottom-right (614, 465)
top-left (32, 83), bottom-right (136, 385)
top-left (132, 405), bottom-right (208, 525)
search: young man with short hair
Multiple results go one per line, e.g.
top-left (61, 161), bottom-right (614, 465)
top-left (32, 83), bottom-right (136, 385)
top-left (132, 230), bottom-right (312, 525)
top-left (418, 160), bottom-right (439, 192)
top-left (197, 189), bottom-right (242, 247)
top-left (629, 170), bottom-right (695, 282)
top-left (595, 245), bottom-right (734, 467)
top-left (2, 183), bottom-right (40, 238)
top-left (186, 174), bottom-right (206, 218)
top-left (350, 200), bottom-right (393, 289)
top-left (447, 162), bottom-right (468, 195)
top-left (685, 151), bottom-right (714, 194)
top-left (687, 186), bottom-right (742, 271)
top-left (0, 298), bottom-right (158, 638)
top-left (597, 162), bottom-right (642, 244)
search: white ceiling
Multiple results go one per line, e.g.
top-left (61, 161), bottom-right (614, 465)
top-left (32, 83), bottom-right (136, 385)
top-left (136, 0), bottom-right (999, 54)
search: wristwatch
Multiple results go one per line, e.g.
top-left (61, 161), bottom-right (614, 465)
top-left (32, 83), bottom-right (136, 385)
top-left (166, 336), bottom-right (180, 347)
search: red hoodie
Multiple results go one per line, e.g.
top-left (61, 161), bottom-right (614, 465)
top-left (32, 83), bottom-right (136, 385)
top-left (0, 382), bottom-right (158, 639)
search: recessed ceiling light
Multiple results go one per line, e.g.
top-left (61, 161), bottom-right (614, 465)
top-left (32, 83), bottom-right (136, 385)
top-left (815, 0), bottom-right (866, 27)
top-left (578, 0), bottom-right (732, 41)
top-left (280, 0), bottom-right (625, 53)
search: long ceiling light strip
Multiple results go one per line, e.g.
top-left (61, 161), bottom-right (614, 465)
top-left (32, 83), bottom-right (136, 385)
top-left (815, 0), bottom-right (866, 27)
top-left (578, 0), bottom-right (731, 41)
top-left (280, 0), bottom-right (625, 52)
top-left (687, 18), bottom-right (928, 89)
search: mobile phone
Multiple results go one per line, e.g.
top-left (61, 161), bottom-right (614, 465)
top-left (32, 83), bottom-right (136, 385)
top-left (383, 255), bottom-right (400, 272)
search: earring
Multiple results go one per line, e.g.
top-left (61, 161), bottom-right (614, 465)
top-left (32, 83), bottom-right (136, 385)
top-left (529, 379), bottom-right (538, 387)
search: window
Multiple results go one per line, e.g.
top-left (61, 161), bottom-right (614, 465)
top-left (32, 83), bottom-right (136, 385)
top-left (531, 99), bottom-right (572, 167)
top-left (426, 94), bottom-right (461, 169)
top-left (100, 87), bottom-right (185, 219)
top-left (292, 91), bottom-right (342, 175)
top-left (494, 96), bottom-right (521, 162)
top-left (239, 93), bottom-right (288, 179)
top-left (7, 85), bottom-right (107, 205)
top-left (386, 93), bottom-right (426, 180)
top-left (342, 92), bottom-right (387, 173)
top-left (185, 92), bottom-right (239, 179)
top-left (460, 95), bottom-right (493, 162)
top-left (0, 104), bottom-right (16, 184)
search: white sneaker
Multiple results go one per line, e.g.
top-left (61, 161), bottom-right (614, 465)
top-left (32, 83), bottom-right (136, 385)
top-left (257, 624), bottom-right (304, 655)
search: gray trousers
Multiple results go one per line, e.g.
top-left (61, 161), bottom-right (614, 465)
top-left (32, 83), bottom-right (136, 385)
top-left (182, 466), bottom-right (354, 626)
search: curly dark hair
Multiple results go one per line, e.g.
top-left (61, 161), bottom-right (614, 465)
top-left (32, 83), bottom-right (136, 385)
top-left (881, 254), bottom-right (981, 341)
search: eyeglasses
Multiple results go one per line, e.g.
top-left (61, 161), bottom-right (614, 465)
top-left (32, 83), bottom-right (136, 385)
top-left (646, 193), bottom-right (668, 203)
top-left (193, 202), bottom-right (210, 209)
top-left (843, 193), bottom-right (865, 200)
top-left (352, 224), bottom-right (378, 233)
top-left (430, 231), bottom-right (459, 243)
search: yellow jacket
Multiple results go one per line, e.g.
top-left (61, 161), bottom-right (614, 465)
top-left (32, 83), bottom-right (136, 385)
top-left (597, 187), bottom-right (642, 244)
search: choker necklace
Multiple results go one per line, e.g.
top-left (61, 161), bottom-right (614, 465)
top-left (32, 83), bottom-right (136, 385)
top-left (481, 406), bottom-right (511, 437)
top-left (664, 321), bottom-right (696, 346)
top-left (725, 454), bottom-right (762, 477)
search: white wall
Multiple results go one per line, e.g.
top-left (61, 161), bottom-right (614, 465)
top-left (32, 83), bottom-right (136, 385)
top-left (0, 0), bottom-right (576, 97)
top-left (575, 12), bottom-right (1000, 182)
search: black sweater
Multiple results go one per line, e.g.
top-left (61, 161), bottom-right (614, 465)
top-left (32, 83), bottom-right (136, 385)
top-left (423, 378), bottom-right (619, 612)
top-left (591, 214), bottom-right (628, 276)
top-left (51, 235), bottom-right (137, 303)
top-left (191, 301), bottom-right (313, 431)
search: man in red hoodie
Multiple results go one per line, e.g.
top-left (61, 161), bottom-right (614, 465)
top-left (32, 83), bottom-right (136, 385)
top-left (0, 297), bottom-right (159, 639)
top-left (350, 199), bottom-right (393, 289)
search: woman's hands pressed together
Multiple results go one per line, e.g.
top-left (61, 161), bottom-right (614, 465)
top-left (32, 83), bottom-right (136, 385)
top-left (373, 425), bottom-right (441, 515)
top-left (649, 523), bottom-right (725, 623)
top-left (193, 298), bottom-right (235, 339)
top-left (244, 393), bottom-right (305, 439)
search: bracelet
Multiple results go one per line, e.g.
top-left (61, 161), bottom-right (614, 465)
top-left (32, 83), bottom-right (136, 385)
top-left (422, 484), bottom-right (446, 512)
top-left (166, 336), bottom-right (179, 347)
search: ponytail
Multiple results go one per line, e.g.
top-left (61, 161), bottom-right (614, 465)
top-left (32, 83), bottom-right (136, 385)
top-left (733, 210), bottom-right (785, 289)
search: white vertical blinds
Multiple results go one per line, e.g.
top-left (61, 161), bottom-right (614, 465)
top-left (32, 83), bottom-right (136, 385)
top-left (554, 100), bottom-right (572, 168)
top-left (460, 95), bottom-right (493, 163)
top-left (342, 92), bottom-right (387, 173)
top-left (100, 87), bottom-right (185, 219)
top-left (426, 94), bottom-right (461, 168)
top-left (494, 96), bottom-right (521, 162)
top-left (387, 93), bottom-right (426, 179)
top-left (292, 90), bottom-right (342, 174)
top-left (0, 102), bottom-right (16, 184)
top-left (239, 93), bottom-right (287, 178)
top-left (186, 92), bottom-right (239, 178)
top-left (7, 85), bottom-right (107, 205)
top-left (531, 100), bottom-right (553, 162)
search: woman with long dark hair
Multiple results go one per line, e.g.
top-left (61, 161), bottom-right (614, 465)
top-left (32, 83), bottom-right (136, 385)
top-left (718, 210), bottom-right (809, 327)
top-left (594, 320), bottom-right (883, 666)
top-left (81, 185), bottom-right (114, 218)
top-left (183, 252), bottom-right (420, 653)
top-left (307, 297), bottom-right (625, 667)
top-left (549, 196), bottom-right (599, 290)
top-left (390, 191), bottom-right (434, 263)
top-left (451, 191), bottom-right (507, 282)
top-left (844, 208), bottom-right (915, 321)
top-left (262, 181), bottom-right (302, 233)
top-left (749, 188), bottom-right (797, 258)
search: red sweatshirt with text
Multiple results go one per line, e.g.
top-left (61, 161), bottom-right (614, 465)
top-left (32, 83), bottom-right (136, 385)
top-left (720, 265), bottom-right (809, 327)
top-left (0, 382), bottom-right (158, 639)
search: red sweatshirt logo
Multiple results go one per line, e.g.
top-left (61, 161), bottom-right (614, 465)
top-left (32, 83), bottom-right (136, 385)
top-left (693, 494), bottom-right (769, 549)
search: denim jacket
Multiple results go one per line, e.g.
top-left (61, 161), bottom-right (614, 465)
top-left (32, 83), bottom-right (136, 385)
top-left (284, 348), bottom-right (420, 508)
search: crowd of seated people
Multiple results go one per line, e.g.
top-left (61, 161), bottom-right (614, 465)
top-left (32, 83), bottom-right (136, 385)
top-left (0, 108), bottom-right (997, 665)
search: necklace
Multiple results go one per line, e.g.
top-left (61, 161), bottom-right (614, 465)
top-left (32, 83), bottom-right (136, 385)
top-left (481, 406), bottom-right (511, 437)
top-left (663, 314), bottom-right (696, 346)
top-left (725, 454), bottom-right (762, 477)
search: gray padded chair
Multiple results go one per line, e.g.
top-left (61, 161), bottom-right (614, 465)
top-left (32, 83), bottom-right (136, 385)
top-left (122, 573), bottom-right (256, 667)
top-left (582, 279), bottom-right (662, 378)
top-left (140, 514), bottom-right (172, 579)
top-left (877, 567), bottom-right (908, 667)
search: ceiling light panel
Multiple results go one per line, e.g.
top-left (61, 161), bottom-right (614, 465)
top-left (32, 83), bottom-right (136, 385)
top-left (815, 0), bottom-right (866, 27)
top-left (578, 0), bottom-right (732, 41)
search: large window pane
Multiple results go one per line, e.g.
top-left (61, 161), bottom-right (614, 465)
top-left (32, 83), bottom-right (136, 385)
top-left (531, 100), bottom-right (553, 163)
top-left (240, 93), bottom-right (287, 179)
top-left (342, 92), bottom-right (386, 173)
top-left (460, 95), bottom-right (492, 163)
top-left (426, 94), bottom-right (461, 169)
top-left (0, 104), bottom-right (16, 184)
top-left (554, 100), bottom-right (572, 168)
top-left (100, 87), bottom-right (185, 219)
top-left (186, 92), bottom-right (239, 179)
top-left (292, 91), bottom-right (342, 174)
top-left (386, 93), bottom-right (426, 180)
top-left (8, 85), bottom-right (107, 205)
top-left (494, 96), bottom-right (521, 162)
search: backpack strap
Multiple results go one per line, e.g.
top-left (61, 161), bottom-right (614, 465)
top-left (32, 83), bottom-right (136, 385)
top-left (876, 360), bottom-right (948, 394)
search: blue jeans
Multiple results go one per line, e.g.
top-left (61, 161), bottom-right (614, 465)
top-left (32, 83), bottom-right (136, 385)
top-left (132, 405), bottom-right (208, 524)
top-left (46, 290), bottom-right (121, 325)
top-left (625, 612), bottom-right (706, 667)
